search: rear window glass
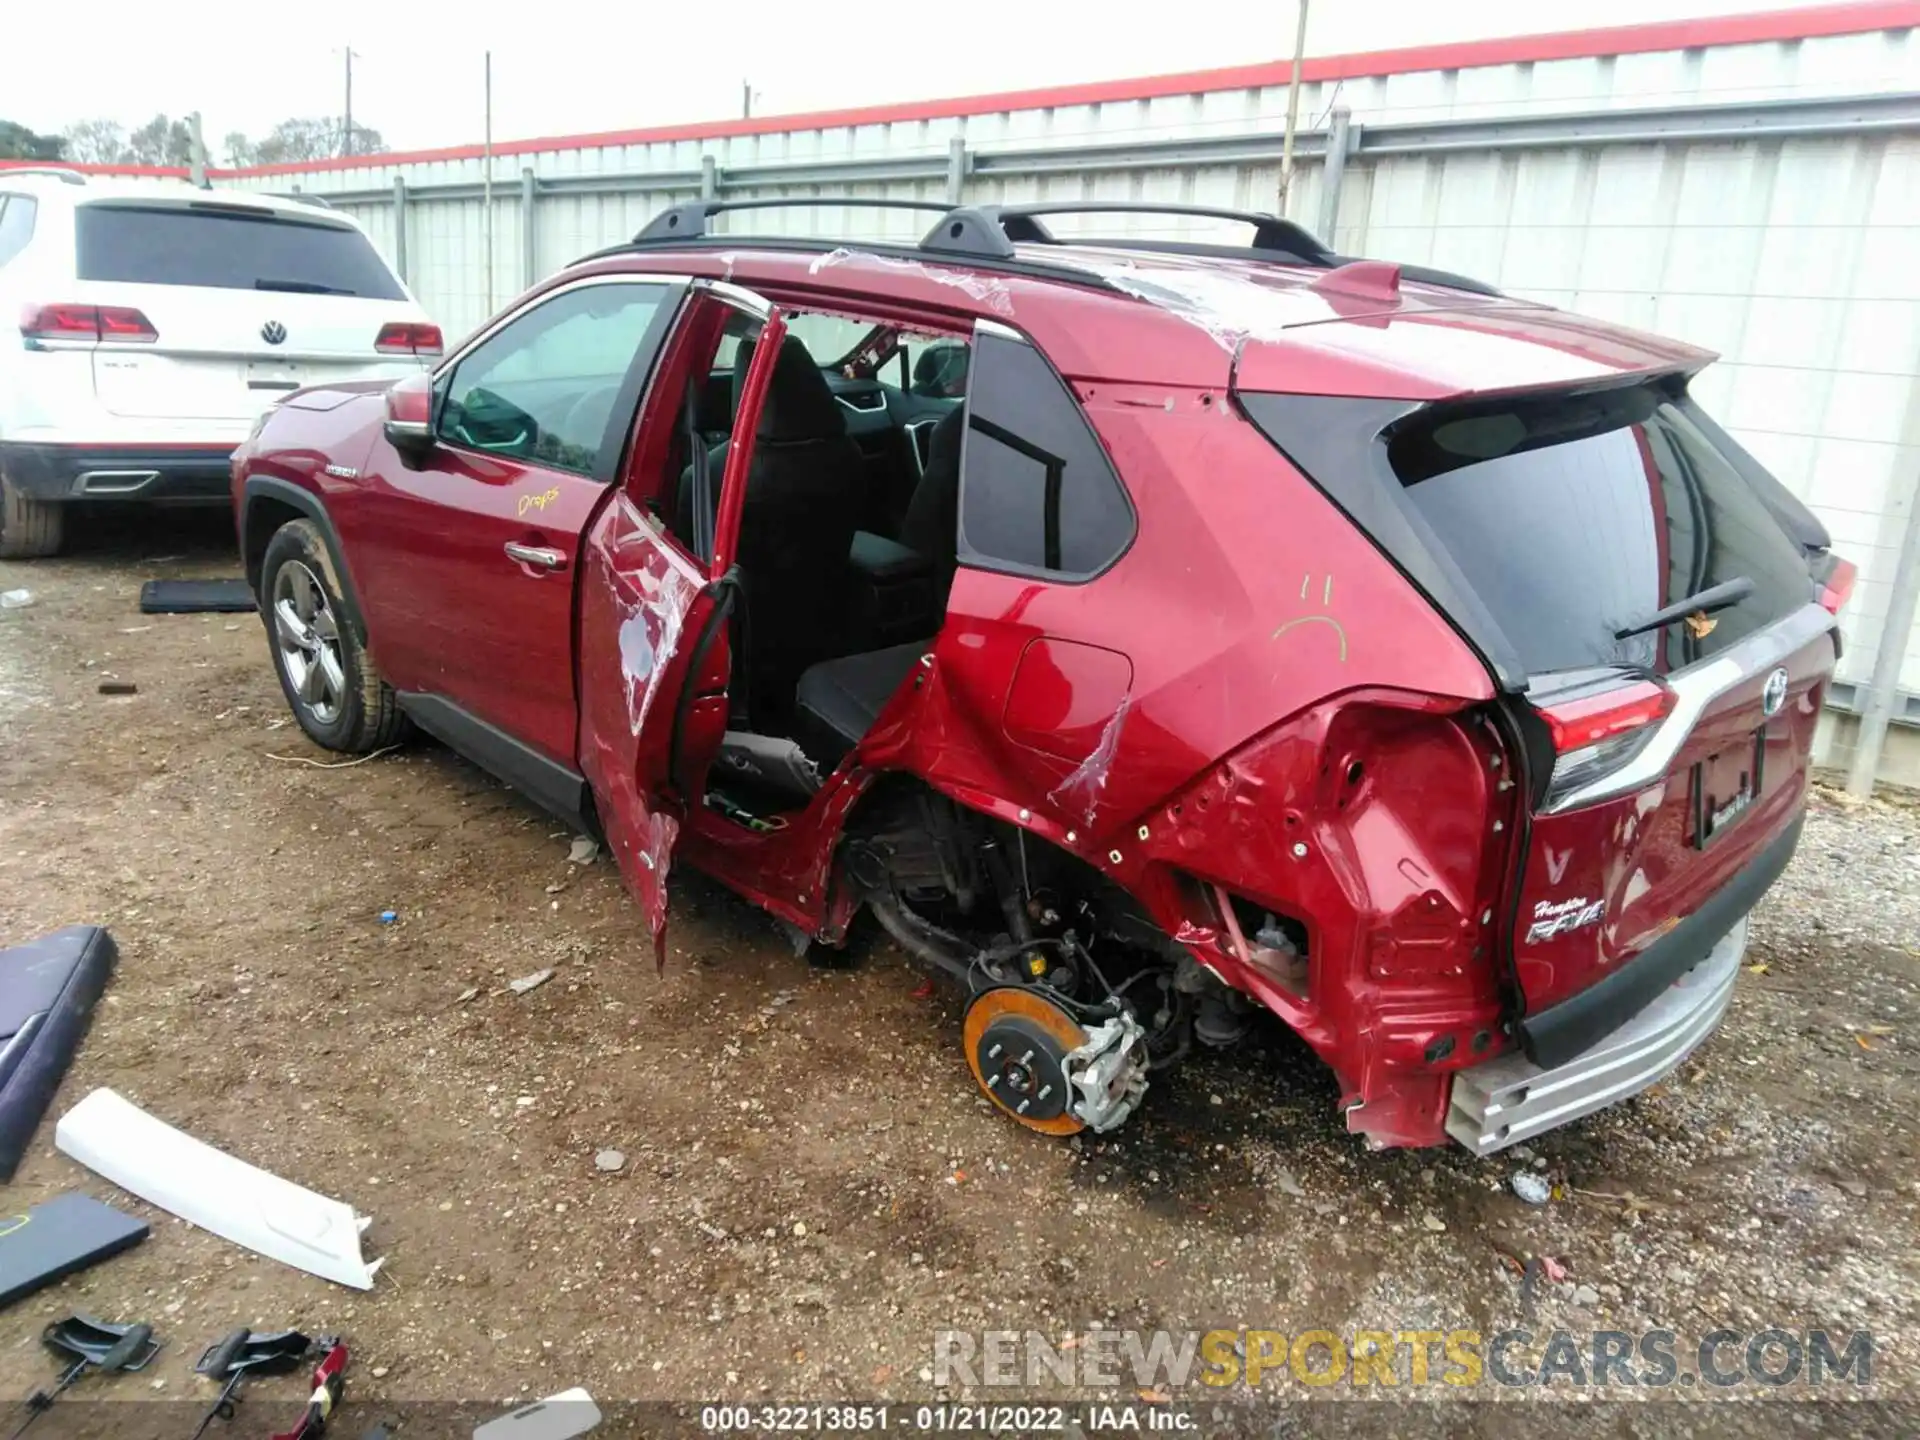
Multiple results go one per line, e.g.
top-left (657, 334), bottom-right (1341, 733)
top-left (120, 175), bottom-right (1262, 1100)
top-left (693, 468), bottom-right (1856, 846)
top-left (1386, 387), bottom-right (1811, 675)
top-left (76, 205), bottom-right (404, 299)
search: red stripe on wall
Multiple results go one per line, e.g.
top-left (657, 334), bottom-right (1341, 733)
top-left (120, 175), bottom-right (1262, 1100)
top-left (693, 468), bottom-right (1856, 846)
top-left (4, 1), bottom-right (1914, 184)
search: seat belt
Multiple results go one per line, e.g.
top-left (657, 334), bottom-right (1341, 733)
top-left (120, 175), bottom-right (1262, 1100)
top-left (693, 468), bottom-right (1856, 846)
top-left (684, 385), bottom-right (717, 565)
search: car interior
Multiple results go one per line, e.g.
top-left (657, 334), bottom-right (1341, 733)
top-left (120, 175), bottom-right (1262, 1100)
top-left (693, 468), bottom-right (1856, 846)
top-left (657, 308), bottom-right (972, 828)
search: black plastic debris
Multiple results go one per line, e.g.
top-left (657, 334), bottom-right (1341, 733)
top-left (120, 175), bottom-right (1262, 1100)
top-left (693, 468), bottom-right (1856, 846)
top-left (190, 1328), bottom-right (318, 1440)
top-left (11, 1314), bottom-right (162, 1438)
top-left (0, 925), bottom-right (117, 1181)
top-left (0, 1192), bottom-right (149, 1308)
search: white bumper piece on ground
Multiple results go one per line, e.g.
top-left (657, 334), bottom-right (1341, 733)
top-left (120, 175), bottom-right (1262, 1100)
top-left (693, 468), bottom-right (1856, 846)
top-left (1447, 919), bottom-right (1747, 1156)
top-left (474, 1389), bottom-right (604, 1440)
top-left (54, 1086), bottom-right (382, 1289)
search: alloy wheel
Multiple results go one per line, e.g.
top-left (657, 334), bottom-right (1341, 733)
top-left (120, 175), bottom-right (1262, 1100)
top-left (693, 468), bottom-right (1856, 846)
top-left (273, 560), bottom-right (346, 726)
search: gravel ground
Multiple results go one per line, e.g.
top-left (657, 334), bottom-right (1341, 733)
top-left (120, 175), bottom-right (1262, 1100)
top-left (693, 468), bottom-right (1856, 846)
top-left (0, 511), bottom-right (1915, 1439)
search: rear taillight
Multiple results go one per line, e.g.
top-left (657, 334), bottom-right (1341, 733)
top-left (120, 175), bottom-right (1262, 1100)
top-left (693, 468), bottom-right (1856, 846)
top-left (1538, 680), bottom-right (1673, 752)
top-left (375, 322), bottom-right (444, 357)
top-left (20, 303), bottom-right (157, 343)
top-left (1815, 553), bottom-right (1857, 615)
top-left (1534, 679), bottom-right (1674, 809)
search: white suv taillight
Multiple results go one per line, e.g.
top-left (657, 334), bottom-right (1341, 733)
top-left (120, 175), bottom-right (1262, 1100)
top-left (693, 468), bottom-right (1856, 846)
top-left (374, 322), bottom-right (444, 357)
top-left (1535, 679), bottom-right (1674, 809)
top-left (20, 303), bottom-right (158, 344)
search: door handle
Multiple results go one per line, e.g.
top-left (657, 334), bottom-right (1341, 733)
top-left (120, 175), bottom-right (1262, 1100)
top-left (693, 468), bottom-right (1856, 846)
top-left (505, 542), bottom-right (566, 571)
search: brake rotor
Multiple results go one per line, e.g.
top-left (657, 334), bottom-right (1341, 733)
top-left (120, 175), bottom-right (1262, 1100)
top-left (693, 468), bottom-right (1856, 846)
top-left (963, 987), bottom-right (1090, 1135)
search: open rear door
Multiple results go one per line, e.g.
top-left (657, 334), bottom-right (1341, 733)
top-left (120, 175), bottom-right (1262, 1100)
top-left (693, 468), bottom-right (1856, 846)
top-left (576, 284), bottom-right (788, 967)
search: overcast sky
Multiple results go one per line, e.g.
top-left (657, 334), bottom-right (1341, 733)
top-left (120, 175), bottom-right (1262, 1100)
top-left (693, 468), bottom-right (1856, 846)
top-left (3, 0), bottom-right (1820, 155)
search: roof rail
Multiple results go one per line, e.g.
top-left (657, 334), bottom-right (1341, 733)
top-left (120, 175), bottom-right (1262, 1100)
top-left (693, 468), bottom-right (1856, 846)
top-left (920, 201), bottom-right (1334, 266)
top-left (611, 194), bottom-right (1501, 298)
top-left (1, 166), bottom-right (87, 186)
top-left (919, 203), bottom-right (1501, 295)
top-left (633, 197), bottom-right (957, 244)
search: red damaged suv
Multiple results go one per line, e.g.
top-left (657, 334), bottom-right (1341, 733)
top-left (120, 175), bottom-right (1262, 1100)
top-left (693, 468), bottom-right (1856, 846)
top-left (232, 199), bottom-right (1852, 1153)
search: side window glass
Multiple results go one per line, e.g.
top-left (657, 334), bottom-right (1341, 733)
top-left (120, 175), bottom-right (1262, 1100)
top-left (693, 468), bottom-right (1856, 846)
top-left (957, 331), bottom-right (1134, 577)
top-left (438, 283), bottom-right (666, 478)
top-left (0, 196), bottom-right (37, 269)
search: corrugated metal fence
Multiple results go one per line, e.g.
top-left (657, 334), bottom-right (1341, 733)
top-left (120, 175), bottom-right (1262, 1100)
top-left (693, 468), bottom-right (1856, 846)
top-left (219, 11), bottom-right (1920, 777)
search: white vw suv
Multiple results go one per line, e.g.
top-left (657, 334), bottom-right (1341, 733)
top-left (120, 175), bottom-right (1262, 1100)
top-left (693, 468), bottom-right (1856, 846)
top-left (0, 169), bottom-right (440, 557)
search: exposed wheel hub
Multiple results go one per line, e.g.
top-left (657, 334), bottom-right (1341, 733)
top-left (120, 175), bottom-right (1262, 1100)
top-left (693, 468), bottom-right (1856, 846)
top-left (964, 988), bottom-right (1149, 1136)
top-left (975, 1014), bottom-right (1074, 1124)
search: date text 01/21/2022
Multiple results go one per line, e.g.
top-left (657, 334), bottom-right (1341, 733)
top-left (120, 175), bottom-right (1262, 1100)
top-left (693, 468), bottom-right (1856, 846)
top-left (699, 1404), bottom-right (1194, 1432)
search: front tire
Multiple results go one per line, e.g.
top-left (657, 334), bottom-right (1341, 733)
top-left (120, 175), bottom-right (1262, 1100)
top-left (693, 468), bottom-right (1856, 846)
top-left (260, 519), bottom-right (407, 753)
top-left (0, 469), bottom-right (65, 558)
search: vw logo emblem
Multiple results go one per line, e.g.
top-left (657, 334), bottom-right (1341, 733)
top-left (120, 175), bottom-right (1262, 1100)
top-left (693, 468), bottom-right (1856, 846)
top-left (1761, 666), bottom-right (1790, 718)
top-left (261, 320), bottom-right (287, 346)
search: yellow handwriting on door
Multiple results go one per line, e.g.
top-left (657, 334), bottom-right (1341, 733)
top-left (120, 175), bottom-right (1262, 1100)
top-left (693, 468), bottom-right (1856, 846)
top-left (517, 486), bottom-right (561, 518)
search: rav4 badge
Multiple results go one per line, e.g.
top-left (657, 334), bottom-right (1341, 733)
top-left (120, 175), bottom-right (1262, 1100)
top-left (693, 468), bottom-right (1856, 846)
top-left (1525, 896), bottom-right (1606, 945)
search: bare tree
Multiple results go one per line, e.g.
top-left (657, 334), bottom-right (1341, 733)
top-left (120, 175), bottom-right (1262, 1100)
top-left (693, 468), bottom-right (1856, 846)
top-left (62, 113), bottom-right (387, 169)
top-left (251, 118), bottom-right (386, 166)
top-left (62, 119), bottom-right (129, 164)
top-left (124, 115), bottom-right (195, 166)
top-left (62, 114), bottom-right (194, 166)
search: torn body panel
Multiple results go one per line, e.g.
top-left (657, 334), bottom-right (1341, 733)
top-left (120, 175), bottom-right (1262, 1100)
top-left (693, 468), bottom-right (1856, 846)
top-left (577, 494), bottom-right (715, 969)
top-left (767, 379), bottom-right (1516, 1143)
top-left (1130, 693), bottom-right (1523, 1148)
top-left (1046, 693), bottom-right (1131, 828)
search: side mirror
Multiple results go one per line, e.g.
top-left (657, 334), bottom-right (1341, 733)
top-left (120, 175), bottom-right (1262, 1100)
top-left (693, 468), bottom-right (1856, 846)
top-left (384, 373), bottom-right (436, 468)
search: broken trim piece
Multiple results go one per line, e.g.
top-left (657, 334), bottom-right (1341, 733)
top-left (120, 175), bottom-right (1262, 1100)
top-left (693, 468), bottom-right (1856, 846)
top-left (53, 1088), bottom-right (382, 1291)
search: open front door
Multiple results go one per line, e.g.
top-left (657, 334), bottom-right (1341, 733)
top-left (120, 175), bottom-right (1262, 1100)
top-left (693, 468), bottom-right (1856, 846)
top-left (576, 284), bottom-right (789, 967)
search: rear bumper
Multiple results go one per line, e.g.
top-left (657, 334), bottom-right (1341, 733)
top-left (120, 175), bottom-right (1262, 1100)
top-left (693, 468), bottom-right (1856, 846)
top-left (1519, 811), bottom-right (1803, 1067)
top-left (1446, 917), bottom-right (1746, 1156)
top-left (0, 442), bottom-right (236, 505)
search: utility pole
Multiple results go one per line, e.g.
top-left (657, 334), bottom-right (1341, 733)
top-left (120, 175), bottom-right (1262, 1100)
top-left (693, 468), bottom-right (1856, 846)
top-left (483, 50), bottom-right (495, 312)
top-left (742, 80), bottom-right (752, 119)
top-left (1846, 372), bottom-right (1920, 797)
top-left (1277, 0), bottom-right (1310, 213)
top-left (342, 47), bottom-right (358, 157)
top-left (186, 111), bottom-right (210, 189)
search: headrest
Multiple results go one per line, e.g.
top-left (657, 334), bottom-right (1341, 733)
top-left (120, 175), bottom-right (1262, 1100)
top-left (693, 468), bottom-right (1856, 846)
top-left (731, 335), bottom-right (847, 443)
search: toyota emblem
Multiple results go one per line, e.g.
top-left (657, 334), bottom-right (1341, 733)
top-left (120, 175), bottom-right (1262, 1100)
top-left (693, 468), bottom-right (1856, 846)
top-left (1761, 666), bottom-right (1790, 718)
top-left (261, 320), bottom-right (287, 345)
